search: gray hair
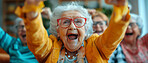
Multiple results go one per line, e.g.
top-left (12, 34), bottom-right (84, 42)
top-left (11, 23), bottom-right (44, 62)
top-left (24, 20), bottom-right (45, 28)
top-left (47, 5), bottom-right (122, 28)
top-left (130, 13), bottom-right (143, 30)
top-left (49, 2), bottom-right (93, 40)
top-left (14, 17), bottom-right (23, 33)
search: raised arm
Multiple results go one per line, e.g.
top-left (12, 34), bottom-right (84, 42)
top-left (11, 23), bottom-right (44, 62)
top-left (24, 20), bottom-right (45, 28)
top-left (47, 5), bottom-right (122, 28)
top-left (15, 0), bottom-right (53, 62)
top-left (0, 27), bottom-right (15, 53)
top-left (95, 0), bottom-right (130, 59)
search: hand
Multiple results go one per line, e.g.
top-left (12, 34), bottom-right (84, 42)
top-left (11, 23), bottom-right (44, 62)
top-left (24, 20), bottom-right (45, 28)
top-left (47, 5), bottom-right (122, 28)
top-left (25, 0), bottom-right (46, 20)
top-left (105, 0), bottom-right (127, 6)
top-left (87, 9), bottom-right (96, 15)
top-left (41, 7), bottom-right (52, 19)
top-left (25, 0), bottom-right (45, 5)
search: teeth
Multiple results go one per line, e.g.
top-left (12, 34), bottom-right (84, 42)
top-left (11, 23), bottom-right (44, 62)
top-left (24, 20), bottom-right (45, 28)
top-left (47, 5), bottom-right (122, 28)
top-left (68, 34), bottom-right (78, 40)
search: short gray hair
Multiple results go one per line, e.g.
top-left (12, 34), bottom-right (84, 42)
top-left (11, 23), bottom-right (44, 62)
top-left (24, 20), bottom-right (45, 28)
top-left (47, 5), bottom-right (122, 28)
top-left (49, 2), bottom-right (93, 40)
top-left (14, 17), bottom-right (23, 33)
top-left (130, 13), bottom-right (143, 30)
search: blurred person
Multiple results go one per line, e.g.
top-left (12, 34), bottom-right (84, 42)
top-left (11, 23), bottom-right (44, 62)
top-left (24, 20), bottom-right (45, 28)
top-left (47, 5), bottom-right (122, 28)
top-left (15, 0), bottom-right (130, 63)
top-left (92, 11), bottom-right (109, 35)
top-left (0, 18), bottom-right (38, 63)
top-left (109, 13), bottom-right (148, 63)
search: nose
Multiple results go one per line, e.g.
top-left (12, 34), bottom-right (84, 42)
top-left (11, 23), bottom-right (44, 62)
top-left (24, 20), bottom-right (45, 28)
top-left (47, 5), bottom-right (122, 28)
top-left (68, 22), bottom-right (76, 30)
top-left (96, 24), bottom-right (102, 30)
top-left (22, 26), bottom-right (26, 32)
top-left (127, 25), bottom-right (132, 29)
top-left (126, 25), bottom-right (132, 31)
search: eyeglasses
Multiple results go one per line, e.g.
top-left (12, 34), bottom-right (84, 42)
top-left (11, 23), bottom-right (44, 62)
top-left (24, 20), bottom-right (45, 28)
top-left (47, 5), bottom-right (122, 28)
top-left (128, 22), bottom-right (137, 28)
top-left (57, 17), bottom-right (87, 28)
top-left (93, 21), bottom-right (107, 26)
top-left (16, 25), bottom-right (25, 31)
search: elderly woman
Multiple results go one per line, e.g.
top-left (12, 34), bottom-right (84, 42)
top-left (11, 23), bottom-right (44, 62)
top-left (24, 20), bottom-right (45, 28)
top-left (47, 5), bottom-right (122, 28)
top-left (92, 11), bottom-right (109, 35)
top-left (16, 0), bottom-right (130, 63)
top-left (109, 13), bottom-right (148, 63)
top-left (0, 18), bottom-right (38, 63)
top-left (121, 13), bottom-right (148, 62)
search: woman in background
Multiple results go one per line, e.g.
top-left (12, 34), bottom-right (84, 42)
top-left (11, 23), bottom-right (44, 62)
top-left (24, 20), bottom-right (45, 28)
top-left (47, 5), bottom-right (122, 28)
top-left (0, 18), bottom-right (38, 63)
top-left (92, 11), bottom-right (109, 35)
top-left (109, 13), bottom-right (148, 63)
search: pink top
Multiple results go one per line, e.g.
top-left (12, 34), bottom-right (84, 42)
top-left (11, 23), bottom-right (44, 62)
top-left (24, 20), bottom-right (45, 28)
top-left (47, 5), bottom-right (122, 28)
top-left (121, 34), bottom-right (148, 63)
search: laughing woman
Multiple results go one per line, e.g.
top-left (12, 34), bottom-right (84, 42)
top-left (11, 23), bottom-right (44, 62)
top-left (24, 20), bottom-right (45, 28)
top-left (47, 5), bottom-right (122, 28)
top-left (109, 13), bottom-right (148, 63)
top-left (15, 0), bottom-right (130, 63)
top-left (0, 18), bottom-right (38, 63)
top-left (121, 13), bottom-right (148, 62)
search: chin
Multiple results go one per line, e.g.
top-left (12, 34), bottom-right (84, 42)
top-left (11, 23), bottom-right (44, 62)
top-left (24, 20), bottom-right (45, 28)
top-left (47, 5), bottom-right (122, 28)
top-left (66, 45), bottom-right (80, 52)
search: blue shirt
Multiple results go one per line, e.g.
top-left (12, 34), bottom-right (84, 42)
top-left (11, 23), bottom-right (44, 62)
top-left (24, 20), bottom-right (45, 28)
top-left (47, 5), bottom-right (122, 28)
top-left (0, 27), bottom-right (38, 63)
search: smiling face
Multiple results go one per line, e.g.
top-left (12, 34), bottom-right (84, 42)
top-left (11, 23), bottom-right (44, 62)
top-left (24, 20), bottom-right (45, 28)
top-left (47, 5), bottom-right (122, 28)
top-left (57, 10), bottom-right (86, 52)
top-left (93, 16), bottom-right (107, 35)
top-left (17, 21), bottom-right (27, 45)
top-left (124, 19), bottom-right (140, 43)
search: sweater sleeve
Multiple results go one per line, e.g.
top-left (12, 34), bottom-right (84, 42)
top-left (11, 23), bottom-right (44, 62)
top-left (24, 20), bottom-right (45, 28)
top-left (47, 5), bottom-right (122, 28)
top-left (94, 3), bottom-right (130, 59)
top-left (17, 2), bottom-right (53, 62)
top-left (0, 27), bottom-right (15, 53)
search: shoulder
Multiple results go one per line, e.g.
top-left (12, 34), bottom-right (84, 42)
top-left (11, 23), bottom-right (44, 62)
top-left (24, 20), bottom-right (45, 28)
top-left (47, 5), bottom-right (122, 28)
top-left (87, 34), bottom-right (99, 40)
top-left (85, 34), bottom-right (99, 44)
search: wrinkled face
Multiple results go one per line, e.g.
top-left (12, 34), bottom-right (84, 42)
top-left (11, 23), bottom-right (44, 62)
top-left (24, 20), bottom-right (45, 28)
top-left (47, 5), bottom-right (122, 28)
top-left (124, 19), bottom-right (140, 42)
top-left (57, 10), bottom-right (86, 52)
top-left (17, 21), bottom-right (26, 45)
top-left (93, 16), bottom-right (107, 35)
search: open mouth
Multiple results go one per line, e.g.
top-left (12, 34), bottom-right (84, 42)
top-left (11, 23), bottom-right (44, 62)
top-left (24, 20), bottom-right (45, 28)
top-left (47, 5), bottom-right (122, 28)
top-left (67, 34), bottom-right (78, 40)
top-left (125, 33), bottom-right (133, 36)
top-left (22, 35), bottom-right (26, 38)
top-left (94, 31), bottom-right (103, 33)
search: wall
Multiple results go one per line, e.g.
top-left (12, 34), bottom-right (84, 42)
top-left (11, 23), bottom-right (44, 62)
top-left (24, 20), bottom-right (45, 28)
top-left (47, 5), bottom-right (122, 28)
top-left (129, 0), bottom-right (139, 14)
top-left (145, 0), bottom-right (148, 34)
top-left (0, 0), bottom-right (2, 27)
top-left (138, 0), bottom-right (148, 37)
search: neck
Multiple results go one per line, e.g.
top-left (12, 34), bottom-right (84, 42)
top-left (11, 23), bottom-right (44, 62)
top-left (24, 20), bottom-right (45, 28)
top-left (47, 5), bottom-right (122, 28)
top-left (123, 39), bottom-right (138, 52)
top-left (123, 39), bottom-right (137, 47)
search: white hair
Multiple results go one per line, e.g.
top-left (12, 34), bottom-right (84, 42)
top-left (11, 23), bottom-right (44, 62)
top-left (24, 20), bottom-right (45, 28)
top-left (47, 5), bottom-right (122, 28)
top-left (130, 13), bottom-right (143, 29)
top-left (49, 2), bottom-right (93, 40)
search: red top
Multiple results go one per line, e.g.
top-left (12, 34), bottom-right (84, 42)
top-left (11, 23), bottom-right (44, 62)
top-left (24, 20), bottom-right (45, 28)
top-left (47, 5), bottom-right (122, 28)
top-left (121, 34), bottom-right (148, 63)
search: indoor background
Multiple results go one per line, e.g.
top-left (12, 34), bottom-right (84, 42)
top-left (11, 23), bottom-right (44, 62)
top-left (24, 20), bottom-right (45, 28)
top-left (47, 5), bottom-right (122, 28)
top-left (0, 0), bottom-right (147, 62)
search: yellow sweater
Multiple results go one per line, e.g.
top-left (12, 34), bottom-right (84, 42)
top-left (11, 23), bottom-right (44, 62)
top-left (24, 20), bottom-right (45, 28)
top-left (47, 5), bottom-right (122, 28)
top-left (17, 2), bottom-right (130, 63)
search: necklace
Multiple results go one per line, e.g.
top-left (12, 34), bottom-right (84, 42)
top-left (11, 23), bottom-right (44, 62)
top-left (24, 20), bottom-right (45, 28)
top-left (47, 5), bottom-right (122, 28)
top-left (65, 49), bottom-right (78, 60)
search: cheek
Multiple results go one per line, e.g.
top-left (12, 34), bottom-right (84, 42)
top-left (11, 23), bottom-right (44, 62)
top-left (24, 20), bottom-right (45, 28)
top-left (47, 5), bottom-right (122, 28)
top-left (18, 32), bottom-right (21, 36)
top-left (78, 27), bottom-right (86, 38)
top-left (93, 26), bottom-right (96, 29)
top-left (134, 28), bottom-right (140, 35)
top-left (103, 26), bottom-right (107, 30)
top-left (58, 28), bottom-right (67, 39)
